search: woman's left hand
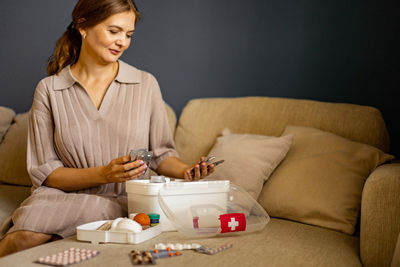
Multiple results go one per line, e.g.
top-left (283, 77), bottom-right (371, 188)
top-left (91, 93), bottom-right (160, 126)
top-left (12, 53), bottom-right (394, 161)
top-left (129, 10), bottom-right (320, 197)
top-left (183, 156), bottom-right (215, 181)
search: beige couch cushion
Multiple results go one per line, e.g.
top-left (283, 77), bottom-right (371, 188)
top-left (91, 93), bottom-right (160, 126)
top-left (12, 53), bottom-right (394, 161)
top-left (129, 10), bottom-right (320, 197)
top-left (175, 97), bottom-right (390, 165)
top-left (0, 106), bottom-right (15, 142)
top-left (0, 113), bottom-right (31, 186)
top-left (258, 125), bottom-right (394, 235)
top-left (206, 128), bottom-right (293, 199)
top-left (360, 163), bottom-right (400, 267)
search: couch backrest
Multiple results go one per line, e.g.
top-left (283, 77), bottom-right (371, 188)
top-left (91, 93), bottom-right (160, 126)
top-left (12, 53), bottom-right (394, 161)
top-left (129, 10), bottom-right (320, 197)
top-left (174, 97), bottom-right (390, 165)
top-left (0, 106), bottom-right (16, 142)
top-left (0, 112), bottom-right (30, 186)
top-left (0, 103), bottom-right (177, 187)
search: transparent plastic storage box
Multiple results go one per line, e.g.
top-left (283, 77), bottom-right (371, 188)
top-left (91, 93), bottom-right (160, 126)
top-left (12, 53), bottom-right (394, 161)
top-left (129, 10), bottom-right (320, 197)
top-left (158, 181), bottom-right (270, 237)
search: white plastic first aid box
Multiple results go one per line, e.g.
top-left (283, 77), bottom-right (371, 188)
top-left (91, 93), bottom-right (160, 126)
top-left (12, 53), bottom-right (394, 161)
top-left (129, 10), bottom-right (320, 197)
top-left (76, 220), bottom-right (162, 245)
top-left (126, 178), bottom-right (230, 232)
top-left (76, 178), bottom-right (268, 243)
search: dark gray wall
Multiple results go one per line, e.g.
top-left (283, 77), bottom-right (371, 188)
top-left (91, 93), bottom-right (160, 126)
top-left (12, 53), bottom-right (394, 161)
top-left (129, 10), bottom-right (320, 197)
top-left (0, 1), bottom-right (398, 156)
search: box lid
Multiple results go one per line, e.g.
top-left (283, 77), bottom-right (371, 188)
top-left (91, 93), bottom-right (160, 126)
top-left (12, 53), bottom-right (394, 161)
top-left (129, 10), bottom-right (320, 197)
top-left (158, 183), bottom-right (270, 237)
top-left (126, 178), bottom-right (230, 196)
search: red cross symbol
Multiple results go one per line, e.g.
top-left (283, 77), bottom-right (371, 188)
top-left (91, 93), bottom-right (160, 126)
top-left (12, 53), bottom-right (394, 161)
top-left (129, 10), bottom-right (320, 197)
top-left (219, 213), bottom-right (246, 233)
top-left (228, 217), bottom-right (239, 231)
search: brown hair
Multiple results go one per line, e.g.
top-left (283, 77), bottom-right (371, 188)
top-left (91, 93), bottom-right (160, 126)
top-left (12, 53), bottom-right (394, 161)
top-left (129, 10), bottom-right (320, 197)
top-left (47, 0), bottom-right (141, 76)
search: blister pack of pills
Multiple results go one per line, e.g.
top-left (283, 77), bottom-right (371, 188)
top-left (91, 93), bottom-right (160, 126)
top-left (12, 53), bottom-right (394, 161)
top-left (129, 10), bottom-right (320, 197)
top-left (130, 248), bottom-right (182, 265)
top-left (34, 247), bottom-right (99, 266)
top-left (195, 243), bottom-right (233, 255)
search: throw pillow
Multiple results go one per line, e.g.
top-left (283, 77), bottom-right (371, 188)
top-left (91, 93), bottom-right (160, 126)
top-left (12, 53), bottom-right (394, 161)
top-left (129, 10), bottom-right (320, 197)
top-left (258, 125), bottom-right (394, 235)
top-left (0, 106), bottom-right (15, 142)
top-left (0, 113), bottom-right (32, 186)
top-left (206, 128), bottom-right (293, 199)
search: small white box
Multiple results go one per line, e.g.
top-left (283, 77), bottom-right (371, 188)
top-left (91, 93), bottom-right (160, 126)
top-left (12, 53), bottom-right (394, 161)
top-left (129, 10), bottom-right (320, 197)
top-left (126, 179), bottom-right (230, 232)
top-left (76, 220), bottom-right (162, 245)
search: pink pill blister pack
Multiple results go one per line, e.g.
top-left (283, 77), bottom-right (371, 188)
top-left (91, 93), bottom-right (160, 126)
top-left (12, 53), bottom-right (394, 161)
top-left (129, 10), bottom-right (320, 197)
top-left (34, 247), bottom-right (99, 266)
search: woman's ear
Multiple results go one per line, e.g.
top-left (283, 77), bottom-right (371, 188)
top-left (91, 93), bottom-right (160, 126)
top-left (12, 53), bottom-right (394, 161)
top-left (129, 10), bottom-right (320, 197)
top-left (76, 18), bottom-right (87, 39)
top-left (78, 29), bottom-right (87, 39)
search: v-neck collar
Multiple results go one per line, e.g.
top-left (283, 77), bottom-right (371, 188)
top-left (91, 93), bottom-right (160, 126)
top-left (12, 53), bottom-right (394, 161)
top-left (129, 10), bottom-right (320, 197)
top-left (52, 60), bottom-right (142, 119)
top-left (68, 75), bottom-right (118, 120)
top-left (52, 60), bottom-right (142, 90)
top-left (89, 80), bottom-right (118, 118)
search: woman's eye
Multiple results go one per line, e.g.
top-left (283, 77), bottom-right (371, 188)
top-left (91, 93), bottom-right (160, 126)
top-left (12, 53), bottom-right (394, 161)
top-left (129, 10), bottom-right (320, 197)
top-left (109, 30), bottom-right (118, 34)
top-left (127, 35), bottom-right (133, 39)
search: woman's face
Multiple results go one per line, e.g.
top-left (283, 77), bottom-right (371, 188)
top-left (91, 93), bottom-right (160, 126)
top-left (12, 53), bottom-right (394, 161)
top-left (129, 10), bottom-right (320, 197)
top-left (80, 11), bottom-right (136, 64)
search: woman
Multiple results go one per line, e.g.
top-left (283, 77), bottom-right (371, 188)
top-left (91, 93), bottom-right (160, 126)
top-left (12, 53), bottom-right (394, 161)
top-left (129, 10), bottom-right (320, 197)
top-left (0, 0), bottom-right (214, 257)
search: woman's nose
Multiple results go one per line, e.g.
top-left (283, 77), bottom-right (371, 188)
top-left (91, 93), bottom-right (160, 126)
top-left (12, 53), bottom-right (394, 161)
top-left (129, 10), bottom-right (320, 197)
top-left (116, 36), bottom-right (127, 47)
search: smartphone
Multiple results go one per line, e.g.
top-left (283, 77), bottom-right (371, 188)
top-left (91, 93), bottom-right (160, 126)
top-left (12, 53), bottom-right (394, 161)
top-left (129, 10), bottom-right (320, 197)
top-left (189, 159), bottom-right (225, 177)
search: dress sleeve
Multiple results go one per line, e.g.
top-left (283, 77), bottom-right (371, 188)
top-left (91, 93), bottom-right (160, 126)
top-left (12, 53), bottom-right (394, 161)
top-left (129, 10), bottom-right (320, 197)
top-left (147, 74), bottom-right (179, 170)
top-left (27, 80), bottom-right (64, 189)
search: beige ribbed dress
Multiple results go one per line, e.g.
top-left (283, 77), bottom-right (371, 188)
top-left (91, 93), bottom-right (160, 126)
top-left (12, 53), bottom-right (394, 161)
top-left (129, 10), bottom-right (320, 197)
top-left (0, 60), bottom-right (178, 238)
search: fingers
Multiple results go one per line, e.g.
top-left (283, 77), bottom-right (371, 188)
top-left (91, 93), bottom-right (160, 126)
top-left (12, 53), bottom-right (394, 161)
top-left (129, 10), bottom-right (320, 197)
top-left (185, 163), bottom-right (204, 181)
top-left (112, 163), bottom-right (146, 180)
top-left (194, 164), bottom-right (201, 180)
top-left (184, 165), bottom-right (199, 181)
top-left (123, 159), bottom-right (145, 171)
top-left (121, 159), bottom-right (147, 180)
top-left (207, 163), bottom-right (215, 174)
top-left (106, 155), bottom-right (148, 182)
top-left (120, 164), bottom-right (147, 180)
top-left (184, 156), bottom-right (216, 181)
top-left (116, 155), bottom-right (131, 164)
top-left (110, 159), bottom-right (144, 175)
top-left (200, 161), bottom-right (207, 177)
top-left (184, 169), bottom-right (192, 181)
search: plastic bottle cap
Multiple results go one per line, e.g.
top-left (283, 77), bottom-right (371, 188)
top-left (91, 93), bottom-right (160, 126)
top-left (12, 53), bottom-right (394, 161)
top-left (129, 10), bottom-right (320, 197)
top-left (148, 214), bottom-right (160, 220)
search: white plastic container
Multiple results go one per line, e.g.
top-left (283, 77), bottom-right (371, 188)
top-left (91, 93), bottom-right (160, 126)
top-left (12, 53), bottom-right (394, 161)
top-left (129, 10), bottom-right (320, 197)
top-left (126, 179), bottom-right (230, 231)
top-left (159, 183), bottom-right (270, 237)
top-left (76, 220), bottom-right (162, 245)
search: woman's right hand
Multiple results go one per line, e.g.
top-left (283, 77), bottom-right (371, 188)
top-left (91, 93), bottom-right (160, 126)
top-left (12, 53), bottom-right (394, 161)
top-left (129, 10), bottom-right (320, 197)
top-left (101, 155), bottom-right (148, 183)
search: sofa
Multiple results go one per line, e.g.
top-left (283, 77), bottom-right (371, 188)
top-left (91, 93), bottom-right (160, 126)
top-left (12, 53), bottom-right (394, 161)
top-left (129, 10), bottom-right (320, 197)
top-left (0, 96), bottom-right (399, 266)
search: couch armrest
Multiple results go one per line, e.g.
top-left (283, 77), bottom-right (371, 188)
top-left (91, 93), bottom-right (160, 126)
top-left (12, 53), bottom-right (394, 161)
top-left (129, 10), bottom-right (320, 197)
top-left (360, 163), bottom-right (400, 267)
